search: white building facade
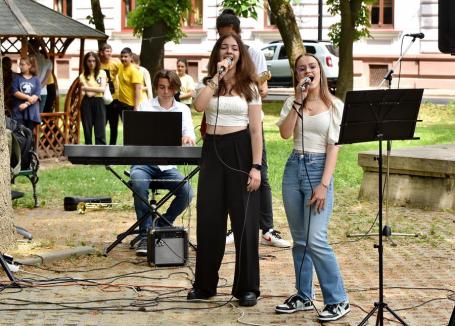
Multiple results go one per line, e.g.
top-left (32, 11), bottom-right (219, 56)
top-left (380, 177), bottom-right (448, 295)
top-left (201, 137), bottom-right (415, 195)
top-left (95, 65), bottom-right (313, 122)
top-left (38, 0), bottom-right (455, 91)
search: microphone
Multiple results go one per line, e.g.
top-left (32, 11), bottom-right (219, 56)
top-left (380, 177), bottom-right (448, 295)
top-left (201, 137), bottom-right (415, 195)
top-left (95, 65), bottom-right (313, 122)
top-left (405, 33), bottom-right (424, 39)
top-left (218, 56), bottom-right (233, 74)
top-left (300, 76), bottom-right (314, 90)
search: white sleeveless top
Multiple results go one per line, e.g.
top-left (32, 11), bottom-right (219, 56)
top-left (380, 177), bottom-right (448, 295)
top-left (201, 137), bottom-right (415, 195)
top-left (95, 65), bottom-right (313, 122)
top-left (204, 84), bottom-right (261, 127)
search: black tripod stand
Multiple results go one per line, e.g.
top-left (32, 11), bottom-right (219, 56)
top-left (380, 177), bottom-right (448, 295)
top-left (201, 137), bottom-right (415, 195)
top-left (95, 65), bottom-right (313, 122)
top-left (337, 88), bottom-right (423, 326)
top-left (0, 253), bottom-right (19, 287)
top-left (348, 35), bottom-right (421, 243)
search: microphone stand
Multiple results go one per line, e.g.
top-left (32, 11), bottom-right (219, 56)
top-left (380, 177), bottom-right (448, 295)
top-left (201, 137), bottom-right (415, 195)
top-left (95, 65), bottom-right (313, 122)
top-left (348, 36), bottom-right (420, 242)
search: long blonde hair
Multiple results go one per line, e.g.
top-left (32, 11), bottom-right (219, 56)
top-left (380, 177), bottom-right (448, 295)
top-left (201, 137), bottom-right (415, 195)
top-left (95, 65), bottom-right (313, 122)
top-left (293, 53), bottom-right (333, 108)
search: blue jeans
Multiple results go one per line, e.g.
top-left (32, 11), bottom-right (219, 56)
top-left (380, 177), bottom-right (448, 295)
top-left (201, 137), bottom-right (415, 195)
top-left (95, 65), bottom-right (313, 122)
top-left (130, 165), bottom-right (193, 237)
top-left (282, 152), bottom-right (347, 305)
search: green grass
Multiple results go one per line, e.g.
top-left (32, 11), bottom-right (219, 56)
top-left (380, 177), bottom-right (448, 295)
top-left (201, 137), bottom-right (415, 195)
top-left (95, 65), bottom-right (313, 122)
top-left (12, 101), bottom-right (455, 208)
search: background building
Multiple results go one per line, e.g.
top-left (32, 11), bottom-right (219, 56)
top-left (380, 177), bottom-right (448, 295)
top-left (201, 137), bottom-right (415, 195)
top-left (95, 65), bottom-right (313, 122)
top-left (37, 0), bottom-right (455, 92)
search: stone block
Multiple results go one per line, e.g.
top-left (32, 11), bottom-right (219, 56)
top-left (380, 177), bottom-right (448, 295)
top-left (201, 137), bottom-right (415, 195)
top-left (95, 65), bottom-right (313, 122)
top-left (358, 144), bottom-right (455, 210)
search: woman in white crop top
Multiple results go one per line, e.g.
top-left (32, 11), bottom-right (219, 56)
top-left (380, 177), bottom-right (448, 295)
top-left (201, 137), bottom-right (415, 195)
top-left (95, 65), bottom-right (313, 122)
top-left (275, 54), bottom-right (350, 321)
top-left (188, 33), bottom-right (262, 306)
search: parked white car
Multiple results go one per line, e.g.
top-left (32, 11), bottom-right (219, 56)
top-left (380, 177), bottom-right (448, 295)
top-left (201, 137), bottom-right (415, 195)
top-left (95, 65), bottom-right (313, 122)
top-left (261, 40), bottom-right (339, 92)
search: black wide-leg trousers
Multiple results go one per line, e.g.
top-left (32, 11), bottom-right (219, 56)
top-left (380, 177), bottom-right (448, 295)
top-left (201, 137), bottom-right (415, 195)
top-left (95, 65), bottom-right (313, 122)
top-left (194, 129), bottom-right (260, 298)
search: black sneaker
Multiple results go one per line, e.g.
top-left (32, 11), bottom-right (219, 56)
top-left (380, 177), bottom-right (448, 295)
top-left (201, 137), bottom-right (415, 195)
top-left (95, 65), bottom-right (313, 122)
top-left (275, 294), bottom-right (313, 314)
top-left (135, 238), bottom-right (147, 256)
top-left (318, 301), bottom-right (350, 321)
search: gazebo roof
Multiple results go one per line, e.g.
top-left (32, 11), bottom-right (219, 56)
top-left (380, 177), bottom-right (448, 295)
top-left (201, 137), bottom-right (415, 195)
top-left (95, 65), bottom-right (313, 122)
top-left (0, 0), bottom-right (107, 39)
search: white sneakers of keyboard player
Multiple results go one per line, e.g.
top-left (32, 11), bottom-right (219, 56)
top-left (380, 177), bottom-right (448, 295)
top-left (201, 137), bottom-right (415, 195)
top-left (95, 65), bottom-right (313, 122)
top-left (261, 229), bottom-right (291, 248)
top-left (225, 229), bottom-right (291, 248)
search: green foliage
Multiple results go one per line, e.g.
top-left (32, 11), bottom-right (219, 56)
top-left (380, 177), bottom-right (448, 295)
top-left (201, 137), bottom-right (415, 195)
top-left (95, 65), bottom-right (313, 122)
top-left (221, 0), bottom-right (261, 19)
top-left (326, 0), bottom-right (375, 47)
top-left (11, 102), bottom-right (455, 209)
top-left (127, 0), bottom-right (191, 42)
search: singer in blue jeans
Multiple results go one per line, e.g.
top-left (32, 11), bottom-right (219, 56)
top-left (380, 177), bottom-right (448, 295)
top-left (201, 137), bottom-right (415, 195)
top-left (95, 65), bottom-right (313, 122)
top-left (275, 53), bottom-right (349, 322)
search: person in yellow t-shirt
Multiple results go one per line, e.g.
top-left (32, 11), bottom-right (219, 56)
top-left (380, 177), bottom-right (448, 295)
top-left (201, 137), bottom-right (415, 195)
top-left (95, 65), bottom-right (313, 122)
top-left (117, 47), bottom-right (142, 120)
top-left (99, 43), bottom-right (122, 145)
top-left (79, 52), bottom-right (107, 145)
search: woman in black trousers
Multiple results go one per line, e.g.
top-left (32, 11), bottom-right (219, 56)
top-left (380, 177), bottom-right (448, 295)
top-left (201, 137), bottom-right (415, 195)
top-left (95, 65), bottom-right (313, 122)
top-left (79, 52), bottom-right (106, 145)
top-left (187, 33), bottom-right (263, 307)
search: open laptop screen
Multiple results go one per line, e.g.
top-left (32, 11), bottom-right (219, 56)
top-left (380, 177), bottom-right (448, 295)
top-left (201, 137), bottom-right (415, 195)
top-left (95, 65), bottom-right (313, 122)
top-left (123, 111), bottom-right (182, 146)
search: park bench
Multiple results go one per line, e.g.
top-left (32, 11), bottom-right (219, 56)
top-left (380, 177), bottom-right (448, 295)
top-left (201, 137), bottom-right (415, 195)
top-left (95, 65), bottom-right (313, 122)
top-left (11, 151), bottom-right (40, 208)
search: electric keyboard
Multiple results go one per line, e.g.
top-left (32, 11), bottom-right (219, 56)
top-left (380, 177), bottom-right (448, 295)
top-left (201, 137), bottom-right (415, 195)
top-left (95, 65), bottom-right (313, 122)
top-left (64, 145), bottom-right (201, 165)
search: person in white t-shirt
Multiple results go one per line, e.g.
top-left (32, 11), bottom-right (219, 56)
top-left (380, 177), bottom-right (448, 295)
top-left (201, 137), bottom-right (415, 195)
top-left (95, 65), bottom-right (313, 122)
top-left (176, 58), bottom-right (195, 107)
top-left (131, 70), bottom-right (195, 256)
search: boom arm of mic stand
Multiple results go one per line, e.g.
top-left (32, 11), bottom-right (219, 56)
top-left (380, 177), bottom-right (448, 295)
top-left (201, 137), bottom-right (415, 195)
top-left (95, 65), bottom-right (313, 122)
top-left (378, 38), bottom-right (417, 88)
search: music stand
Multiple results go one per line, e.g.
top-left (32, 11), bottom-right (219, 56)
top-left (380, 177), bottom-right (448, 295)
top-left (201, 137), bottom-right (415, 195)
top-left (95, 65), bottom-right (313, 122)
top-left (337, 88), bottom-right (423, 326)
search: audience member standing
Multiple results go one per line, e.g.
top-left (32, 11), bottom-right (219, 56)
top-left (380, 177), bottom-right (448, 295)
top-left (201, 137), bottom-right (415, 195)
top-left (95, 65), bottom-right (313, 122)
top-left (176, 58), bottom-right (195, 107)
top-left (29, 40), bottom-right (52, 113)
top-left (99, 43), bottom-right (121, 145)
top-left (117, 48), bottom-right (142, 120)
top-left (132, 53), bottom-right (153, 102)
top-left (12, 56), bottom-right (41, 131)
top-left (79, 52), bottom-right (107, 145)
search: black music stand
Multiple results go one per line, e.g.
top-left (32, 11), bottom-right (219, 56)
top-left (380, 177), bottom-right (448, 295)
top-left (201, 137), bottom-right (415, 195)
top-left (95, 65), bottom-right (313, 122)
top-left (337, 88), bottom-right (423, 326)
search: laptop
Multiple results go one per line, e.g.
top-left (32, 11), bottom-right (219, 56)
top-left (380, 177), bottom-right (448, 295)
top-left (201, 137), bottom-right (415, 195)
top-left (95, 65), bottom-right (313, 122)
top-left (123, 111), bottom-right (182, 146)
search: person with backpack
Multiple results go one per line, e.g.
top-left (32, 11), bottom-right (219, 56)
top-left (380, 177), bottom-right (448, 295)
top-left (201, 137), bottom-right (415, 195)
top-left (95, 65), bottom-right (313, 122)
top-left (79, 52), bottom-right (107, 145)
top-left (12, 56), bottom-right (41, 132)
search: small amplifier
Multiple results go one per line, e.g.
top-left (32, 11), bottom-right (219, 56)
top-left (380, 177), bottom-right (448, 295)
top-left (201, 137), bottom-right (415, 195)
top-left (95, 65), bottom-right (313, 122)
top-left (147, 227), bottom-right (188, 267)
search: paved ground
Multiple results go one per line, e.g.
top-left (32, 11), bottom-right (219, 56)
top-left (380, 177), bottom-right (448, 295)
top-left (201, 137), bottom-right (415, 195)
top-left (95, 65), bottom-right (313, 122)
top-left (2, 195), bottom-right (454, 325)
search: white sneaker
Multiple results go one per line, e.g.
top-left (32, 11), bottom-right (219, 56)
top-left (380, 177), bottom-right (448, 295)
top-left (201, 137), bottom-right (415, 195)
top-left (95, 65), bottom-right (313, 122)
top-left (261, 229), bottom-right (291, 248)
top-left (318, 301), bottom-right (350, 321)
top-left (6, 261), bottom-right (20, 273)
top-left (225, 229), bottom-right (234, 245)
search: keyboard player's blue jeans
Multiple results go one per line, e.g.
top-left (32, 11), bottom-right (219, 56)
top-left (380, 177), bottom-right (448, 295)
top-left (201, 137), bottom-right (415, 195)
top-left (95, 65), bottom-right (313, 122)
top-left (130, 165), bottom-right (194, 238)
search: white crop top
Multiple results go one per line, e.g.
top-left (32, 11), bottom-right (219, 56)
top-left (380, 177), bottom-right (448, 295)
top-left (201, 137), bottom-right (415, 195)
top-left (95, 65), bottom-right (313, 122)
top-left (276, 96), bottom-right (344, 153)
top-left (204, 84), bottom-right (261, 127)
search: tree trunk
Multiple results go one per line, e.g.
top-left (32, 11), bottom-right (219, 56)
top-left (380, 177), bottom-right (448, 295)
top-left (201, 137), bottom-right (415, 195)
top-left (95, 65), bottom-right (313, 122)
top-left (0, 53), bottom-right (16, 250)
top-left (140, 21), bottom-right (167, 84)
top-left (335, 0), bottom-right (363, 100)
top-left (269, 0), bottom-right (305, 72)
top-left (90, 0), bottom-right (106, 49)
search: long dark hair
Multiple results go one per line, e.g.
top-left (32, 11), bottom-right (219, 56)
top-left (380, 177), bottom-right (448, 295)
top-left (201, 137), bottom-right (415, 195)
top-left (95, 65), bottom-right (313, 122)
top-left (83, 52), bottom-right (101, 79)
top-left (293, 53), bottom-right (333, 108)
top-left (206, 33), bottom-right (258, 102)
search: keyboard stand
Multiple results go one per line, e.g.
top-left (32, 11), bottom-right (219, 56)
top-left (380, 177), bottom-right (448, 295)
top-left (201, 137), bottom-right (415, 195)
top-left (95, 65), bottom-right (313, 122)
top-left (103, 165), bottom-right (199, 256)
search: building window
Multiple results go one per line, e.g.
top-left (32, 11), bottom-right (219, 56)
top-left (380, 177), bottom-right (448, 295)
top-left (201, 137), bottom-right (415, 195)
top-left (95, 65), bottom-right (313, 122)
top-left (369, 64), bottom-right (388, 86)
top-left (264, 1), bottom-right (277, 28)
top-left (370, 0), bottom-right (393, 28)
top-left (122, 0), bottom-right (136, 31)
top-left (182, 0), bottom-right (203, 29)
top-left (54, 0), bottom-right (72, 17)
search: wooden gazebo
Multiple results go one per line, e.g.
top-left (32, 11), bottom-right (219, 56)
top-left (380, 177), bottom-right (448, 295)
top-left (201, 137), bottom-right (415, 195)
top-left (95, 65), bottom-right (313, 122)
top-left (0, 0), bottom-right (107, 158)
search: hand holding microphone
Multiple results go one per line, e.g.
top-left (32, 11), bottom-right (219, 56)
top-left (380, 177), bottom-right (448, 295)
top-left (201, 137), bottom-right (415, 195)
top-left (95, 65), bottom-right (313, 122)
top-left (218, 56), bottom-right (233, 76)
top-left (299, 76), bottom-right (314, 90)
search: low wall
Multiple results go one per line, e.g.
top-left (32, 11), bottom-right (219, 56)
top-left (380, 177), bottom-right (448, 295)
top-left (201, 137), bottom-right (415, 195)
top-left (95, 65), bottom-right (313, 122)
top-left (358, 144), bottom-right (455, 210)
